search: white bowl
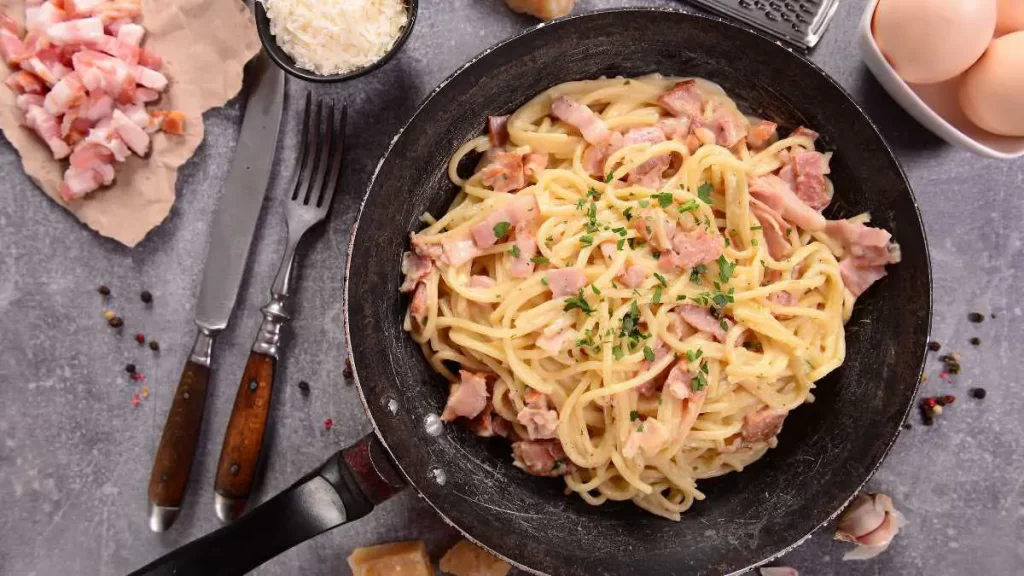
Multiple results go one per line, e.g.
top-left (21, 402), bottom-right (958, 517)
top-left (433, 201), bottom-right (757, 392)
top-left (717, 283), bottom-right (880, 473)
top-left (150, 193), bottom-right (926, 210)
top-left (858, 0), bottom-right (1024, 159)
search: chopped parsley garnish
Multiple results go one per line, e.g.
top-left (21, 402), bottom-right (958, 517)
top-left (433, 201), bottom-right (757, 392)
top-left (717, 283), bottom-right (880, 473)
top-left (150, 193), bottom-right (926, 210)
top-left (689, 264), bottom-right (707, 284)
top-left (630, 410), bottom-right (640, 422)
top-left (719, 318), bottom-right (729, 332)
top-left (551, 458), bottom-right (565, 471)
top-left (575, 198), bottom-right (586, 210)
top-left (616, 238), bottom-right (625, 251)
top-left (724, 237), bottom-right (731, 248)
top-left (638, 199), bottom-right (650, 208)
top-left (605, 172), bottom-right (615, 183)
top-left (575, 333), bottom-right (595, 348)
top-left (678, 199), bottom-right (699, 213)
top-left (652, 286), bottom-right (662, 304)
top-left (580, 234), bottom-right (594, 247)
top-left (690, 291), bottom-right (711, 306)
top-left (591, 284), bottom-right (602, 295)
top-left (711, 288), bottom-right (735, 307)
top-left (613, 227), bottom-right (628, 237)
top-left (751, 225), bottom-right (763, 231)
top-left (613, 346), bottom-right (624, 360)
top-left (697, 182), bottom-right (714, 204)
top-left (541, 277), bottom-right (549, 286)
top-left (686, 348), bottom-right (703, 362)
top-left (742, 340), bottom-right (764, 353)
top-left (654, 273), bottom-right (667, 287)
top-left (623, 207), bottom-right (634, 221)
top-left (751, 239), bottom-right (759, 246)
top-left (653, 192), bottom-right (674, 208)
top-left (531, 256), bottom-right (550, 264)
top-left (691, 371), bottom-right (707, 392)
top-left (563, 289), bottom-right (594, 315)
top-left (652, 251), bottom-right (661, 260)
top-left (587, 187), bottom-right (600, 200)
top-left (717, 255), bottom-right (736, 283)
top-left (493, 221), bottom-right (511, 238)
top-left (619, 300), bottom-right (647, 349)
top-left (509, 245), bottom-right (521, 258)
top-left (643, 346), bottom-right (656, 362)
top-left (658, 397), bottom-right (663, 406)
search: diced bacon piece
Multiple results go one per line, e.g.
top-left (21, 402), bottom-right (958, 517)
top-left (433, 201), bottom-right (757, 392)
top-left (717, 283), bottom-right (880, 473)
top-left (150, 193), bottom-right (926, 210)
top-left (748, 174), bottom-right (826, 232)
top-left (679, 304), bottom-right (731, 342)
top-left (523, 388), bottom-right (548, 408)
top-left (110, 108), bottom-right (148, 155)
top-left (664, 361), bottom-right (695, 400)
top-left (0, 28), bottom-right (27, 65)
top-left (138, 47), bottom-right (161, 69)
top-left (27, 2), bottom-right (68, 33)
top-left (83, 118), bottom-right (130, 161)
top-left (47, 17), bottom-right (104, 44)
top-left (550, 95), bottom-right (610, 145)
top-left (411, 233), bottom-right (443, 259)
top-left (580, 132), bottom-right (623, 177)
top-left (825, 219), bottom-right (901, 268)
top-left (134, 86), bottom-right (159, 104)
top-left (683, 133), bottom-right (700, 154)
top-left (348, 541), bottom-right (433, 576)
top-left (60, 162), bottom-right (114, 201)
top-left (619, 264), bottom-right (647, 289)
top-left (780, 149), bottom-right (832, 210)
top-left (104, 17), bottom-right (132, 35)
top-left (747, 120), bottom-right (778, 149)
top-left (627, 154), bottom-right (669, 189)
top-left (508, 224), bottom-right (537, 278)
top-left (467, 410), bottom-right (512, 439)
top-left (441, 370), bottom-right (490, 422)
top-left (469, 275), bottom-right (495, 289)
top-left (86, 33), bottom-right (140, 64)
top-left (15, 93), bottom-right (45, 111)
top-left (43, 71), bottom-right (85, 115)
top-left (134, 64), bottom-right (166, 90)
top-left (741, 409), bottom-right (787, 443)
top-left (694, 125), bottom-right (716, 146)
top-left (487, 114), bottom-right (509, 147)
top-left (71, 49), bottom-right (135, 102)
top-left (78, 91), bottom-right (113, 120)
top-left (622, 417), bottom-right (670, 459)
top-left (637, 341), bottom-right (671, 395)
top-left (115, 22), bottom-right (143, 45)
top-left (67, 0), bottom-right (110, 17)
top-left (839, 260), bottom-right (888, 297)
top-left (792, 126), bottom-right (819, 141)
top-left (666, 312), bottom-right (696, 341)
top-left (5, 70), bottom-right (46, 94)
top-left (517, 406), bottom-right (559, 440)
top-left (442, 236), bottom-right (482, 267)
top-left (0, 12), bottom-right (22, 36)
top-left (409, 282), bottom-right (428, 323)
top-left (512, 440), bottom-right (574, 477)
top-left (657, 116), bottom-right (691, 140)
top-left (750, 198), bottom-right (792, 260)
top-left (658, 80), bottom-right (703, 119)
top-left (152, 109), bottom-right (185, 135)
top-left (623, 126), bottom-right (665, 147)
top-left (92, 0), bottom-right (142, 23)
top-left (469, 194), bottom-right (539, 248)
top-left (632, 208), bottom-right (676, 250)
top-left (23, 105), bottom-right (71, 158)
top-left (710, 108), bottom-right (748, 148)
top-left (523, 152), bottom-right (547, 180)
top-left (480, 151), bottom-right (525, 193)
top-left (664, 228), bottom-right (724, 270)
top-left (546, 268), bottom-right (586, 297)
top-left (68, 140), bottom-right (113, 169)
top-left (767, 289), bottom-right (798, 312)
top-left (117, 102), bottom-right (149, 127)
top-left (400, 250), bottom-right (432, 293)
top-left (536, 316), bottom-right (575, 354)
top-left (21, 55), bottom-right (69, 87)
top-left (439, 539), bottom-right (511, 576)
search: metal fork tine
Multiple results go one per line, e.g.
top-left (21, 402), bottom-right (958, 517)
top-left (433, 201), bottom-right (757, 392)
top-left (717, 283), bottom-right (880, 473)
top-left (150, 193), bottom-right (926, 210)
top-left (318, 105), bottom-right (346, 209)
top-left (298, 98), bottom-right (323, 204)
top-left (302, 99), bottom-right (327, 205)
top-left (290, 93), bottom-right (313, 201)
top-left (306, 101), bottom-right (334, 208)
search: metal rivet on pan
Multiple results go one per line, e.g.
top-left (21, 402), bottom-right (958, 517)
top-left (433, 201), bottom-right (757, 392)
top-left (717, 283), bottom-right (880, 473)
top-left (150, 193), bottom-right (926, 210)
top-left (387, 398), bottom-right (399, 415)
top-left (429, 467), bottom-right (447, 486)
top-left (423, 413), bottom-right (444, 436)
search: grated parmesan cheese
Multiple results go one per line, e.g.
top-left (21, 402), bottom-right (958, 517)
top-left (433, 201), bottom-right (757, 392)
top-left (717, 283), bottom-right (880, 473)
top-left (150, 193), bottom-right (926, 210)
top-left (262, 0), bottom-right (408, 76)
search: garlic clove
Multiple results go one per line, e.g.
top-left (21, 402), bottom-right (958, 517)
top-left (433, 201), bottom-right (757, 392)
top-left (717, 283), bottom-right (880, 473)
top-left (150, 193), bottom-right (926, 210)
top-left (760, 567), bottom-right (799, 576)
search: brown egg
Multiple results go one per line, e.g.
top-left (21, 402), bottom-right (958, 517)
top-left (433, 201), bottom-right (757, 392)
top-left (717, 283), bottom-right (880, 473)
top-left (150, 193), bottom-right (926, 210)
top-left (959, 31), bottom-right (1024, 137)
top-left (874, 0), bottom-right (997, 84)
top-left (997, 0), bottom-right (1024, 34)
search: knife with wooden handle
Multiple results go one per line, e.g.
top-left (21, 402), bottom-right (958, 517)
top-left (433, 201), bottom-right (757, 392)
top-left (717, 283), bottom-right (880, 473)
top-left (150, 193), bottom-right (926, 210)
top-left (146, 52), bottom-right (285, 532)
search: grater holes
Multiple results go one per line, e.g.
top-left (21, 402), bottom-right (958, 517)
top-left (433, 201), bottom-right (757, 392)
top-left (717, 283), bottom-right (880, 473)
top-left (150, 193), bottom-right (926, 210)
top-left (799, 2), bottom-right (813, 13)
top-left (739, 0), bottom-right (754, 8)
top-left (764, 10), bottom-right (779, 21)
top-left (795, 12), bottom-right (807, 23)
top-left (792, 22), bottom-right (801, 31)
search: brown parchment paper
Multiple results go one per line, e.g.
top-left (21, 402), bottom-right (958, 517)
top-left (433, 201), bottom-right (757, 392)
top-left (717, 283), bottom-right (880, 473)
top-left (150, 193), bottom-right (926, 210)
top-left (0, 0), bottom-right (261, 247)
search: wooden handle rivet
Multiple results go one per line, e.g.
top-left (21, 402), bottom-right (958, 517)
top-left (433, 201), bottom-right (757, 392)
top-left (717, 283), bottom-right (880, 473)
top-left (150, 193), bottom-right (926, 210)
top-left (183, 391), bottom-right (191, 400)
top-left (229, 463), bottom-right (240, 475)
top-left (249, 379), bottom-right (258, 392)
top-left (161, 473), bottom-right (168, 482)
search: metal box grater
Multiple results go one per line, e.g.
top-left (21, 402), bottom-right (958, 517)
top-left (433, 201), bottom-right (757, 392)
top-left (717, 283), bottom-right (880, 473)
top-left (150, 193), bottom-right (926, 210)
top-left (684, 0), bottom-right (841, 49)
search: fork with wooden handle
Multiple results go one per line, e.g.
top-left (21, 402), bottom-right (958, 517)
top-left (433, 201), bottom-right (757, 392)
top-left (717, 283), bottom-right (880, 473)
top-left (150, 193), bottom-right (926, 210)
top-left (212, 93), bottom-right (346, 522)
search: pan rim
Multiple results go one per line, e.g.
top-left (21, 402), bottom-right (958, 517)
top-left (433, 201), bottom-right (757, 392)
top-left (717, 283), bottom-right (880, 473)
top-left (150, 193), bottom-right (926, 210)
top-left (344, 7), bottom-right (933, 575)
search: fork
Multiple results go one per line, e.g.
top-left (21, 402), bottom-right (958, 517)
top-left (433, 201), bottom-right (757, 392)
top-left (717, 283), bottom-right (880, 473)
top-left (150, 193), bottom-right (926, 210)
top-left (212, 93), bottom-right (347, 522)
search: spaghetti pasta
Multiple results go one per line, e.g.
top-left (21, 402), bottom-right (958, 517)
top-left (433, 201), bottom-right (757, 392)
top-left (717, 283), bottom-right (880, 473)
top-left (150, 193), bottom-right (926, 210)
top-left (400, 75), bottom-right (901, 520)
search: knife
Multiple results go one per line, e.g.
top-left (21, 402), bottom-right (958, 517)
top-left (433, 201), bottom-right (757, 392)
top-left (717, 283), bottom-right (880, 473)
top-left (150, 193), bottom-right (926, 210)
top-left (146, 53), bottom-right (285, 533)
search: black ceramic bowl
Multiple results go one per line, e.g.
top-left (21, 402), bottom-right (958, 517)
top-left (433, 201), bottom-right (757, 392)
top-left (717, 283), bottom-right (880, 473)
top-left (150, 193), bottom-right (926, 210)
top-left (347, 8), bottom-right (932, 575)
top-left (254, 0), bottom-right (418, 83)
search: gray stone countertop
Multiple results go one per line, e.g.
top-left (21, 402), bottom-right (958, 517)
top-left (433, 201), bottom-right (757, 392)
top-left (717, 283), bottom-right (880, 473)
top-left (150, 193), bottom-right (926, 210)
top-left (1, 0), bottom-right (1022, 574)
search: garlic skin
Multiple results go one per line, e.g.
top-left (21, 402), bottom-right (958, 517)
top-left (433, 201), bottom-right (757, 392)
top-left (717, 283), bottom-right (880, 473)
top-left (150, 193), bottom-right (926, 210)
top-left (835, 493), bottom-right (907, 560)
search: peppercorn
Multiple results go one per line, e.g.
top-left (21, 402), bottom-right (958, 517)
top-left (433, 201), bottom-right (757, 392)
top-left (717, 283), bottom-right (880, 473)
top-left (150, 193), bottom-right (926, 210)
top-left (149, 340), bottom-right (160, 351)
top-left (297, 380), bottom-right (310, 395)
top-left (969, 337), bottom-right (980, 346)
top-left (967, 312), bottom-right (985, 323)
top-left (108, 316), bottom-right (124, 328)
top-left (927, 341), bottom-right (941, 352)
top-left (902, 422), bottom-right (912, 430)
top-left (970, 388), bottom-right (987, 400)
top-left (140, 290), bottom-right (153, 304)
top-left (136, 333), bottom-right (145, 344)
top-left (125, 363), bottom-right (136, 373)
top-left (97, 285), bottom-right (110, 296)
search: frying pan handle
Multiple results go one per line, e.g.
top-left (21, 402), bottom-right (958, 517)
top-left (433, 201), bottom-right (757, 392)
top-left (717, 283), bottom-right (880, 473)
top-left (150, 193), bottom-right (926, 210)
top-left (128, 434), bottom-right (406, 576)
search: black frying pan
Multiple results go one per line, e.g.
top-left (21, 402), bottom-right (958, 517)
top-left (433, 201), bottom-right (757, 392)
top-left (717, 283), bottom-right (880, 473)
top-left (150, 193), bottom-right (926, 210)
top-left (131, 8), bottom-right (931, 576)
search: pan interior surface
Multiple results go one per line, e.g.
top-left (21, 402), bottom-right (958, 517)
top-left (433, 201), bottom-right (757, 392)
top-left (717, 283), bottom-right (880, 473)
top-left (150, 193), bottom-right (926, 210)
top-left (345, 9), bottom-right (931, 575)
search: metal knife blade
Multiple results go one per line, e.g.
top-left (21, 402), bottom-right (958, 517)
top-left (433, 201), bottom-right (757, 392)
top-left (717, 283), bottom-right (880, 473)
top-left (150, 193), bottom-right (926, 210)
top-left (146, 52), bottom-right (284, 533)
top-left (195, 54), bottom-right (285, 331)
